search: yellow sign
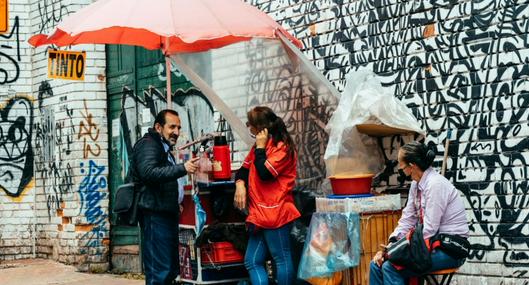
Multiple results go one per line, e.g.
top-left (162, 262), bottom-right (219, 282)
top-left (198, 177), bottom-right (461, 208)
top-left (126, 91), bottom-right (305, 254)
top-left (48, 50), bottom-right (86, 81)
top-left (0, 0), bottom-right (7, 33)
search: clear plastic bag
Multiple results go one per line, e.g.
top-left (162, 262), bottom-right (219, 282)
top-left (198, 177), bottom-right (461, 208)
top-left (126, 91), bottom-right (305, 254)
top-left (324, 69), bottom-right (425, 178)
top-left (298, 212), bottom-right (361, 280)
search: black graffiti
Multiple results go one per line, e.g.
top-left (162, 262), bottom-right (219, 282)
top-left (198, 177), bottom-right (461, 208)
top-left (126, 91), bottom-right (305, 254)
top-left (253, 0), bottom-right (529, 271)
top-left (0, 16), bottom-right (20, 85)
top-left (118, 86), bottom-right (214, 179)
top-left (38, 81), bottom-right (53, 111)
top-left (38, 0), bottom-right (69, 34)
top-left (118, 86), bottom-right (167, 163)
top-left (56, 106), bottom-right (75, 157)
top-left (34, 108), bottom-right (55, 162)
top-left (39, 161), bottom-right (74, 219)
top-left (34, 90), bottom-right (74, 163)
top-left (244, 36), bottom-right (336, 190)
top-left (0, 97), bottom-right (34, 197)
top-left (35, 106), bottom-right (74, 161)
top-left (34, 83), bottom-right (75, 217)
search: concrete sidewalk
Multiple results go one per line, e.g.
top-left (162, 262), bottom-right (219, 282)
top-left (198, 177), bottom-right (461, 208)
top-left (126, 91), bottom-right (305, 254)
top-left (0, 259), bottom-right (144, 285)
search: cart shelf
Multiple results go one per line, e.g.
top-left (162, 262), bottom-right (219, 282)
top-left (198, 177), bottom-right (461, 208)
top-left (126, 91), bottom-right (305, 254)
top-left (356, 123), bottom-right (415, 137)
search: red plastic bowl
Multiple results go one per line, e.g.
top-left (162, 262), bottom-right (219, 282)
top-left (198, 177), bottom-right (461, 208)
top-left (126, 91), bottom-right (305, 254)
top-left (329, 174), bottom-right (374, 195)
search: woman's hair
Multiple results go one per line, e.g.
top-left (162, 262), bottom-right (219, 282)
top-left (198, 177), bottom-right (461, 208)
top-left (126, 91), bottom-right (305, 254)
top-left (400, 141), bottom-right (436, 171)
top-left (247, 106), bottom-right (296, 157)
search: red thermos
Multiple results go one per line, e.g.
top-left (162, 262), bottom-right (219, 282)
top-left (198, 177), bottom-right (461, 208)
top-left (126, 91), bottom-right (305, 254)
top-left (212, 135), bottom-right (231, 180)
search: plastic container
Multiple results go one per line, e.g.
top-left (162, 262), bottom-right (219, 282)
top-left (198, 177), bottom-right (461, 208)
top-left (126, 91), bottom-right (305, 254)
top-left (329, 174), bottom-right (374, 195)
top-left (315, 194), bottom-right (401, 213)
top-left (327, 193), bottom-right (374, 199)
top-left (201, 241), bottom-right (244, 265)
top-left (212, 136), bottom-right (232, 180)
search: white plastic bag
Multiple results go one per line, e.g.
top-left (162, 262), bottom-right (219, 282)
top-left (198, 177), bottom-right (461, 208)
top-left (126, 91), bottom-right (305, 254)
top-left (324, 69), bottom-right (424, 178)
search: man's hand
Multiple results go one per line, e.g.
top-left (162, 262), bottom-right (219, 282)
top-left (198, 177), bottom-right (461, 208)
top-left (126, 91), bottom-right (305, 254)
top-left (233, 181), bottom-right (247, 210)
top-left (184, 157), bottom-right (200, 173)
top-left (255, 128), bottom-right (268, 149)
top-left (372, 250), bottom-right (385, 267)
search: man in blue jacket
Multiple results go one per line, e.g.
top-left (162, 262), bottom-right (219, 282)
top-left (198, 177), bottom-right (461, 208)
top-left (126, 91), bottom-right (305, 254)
top-left (132, 109), bottom-right (199, 285)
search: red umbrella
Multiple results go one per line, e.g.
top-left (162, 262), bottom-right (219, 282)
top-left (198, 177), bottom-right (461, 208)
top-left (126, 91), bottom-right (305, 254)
top-left (29, 0), bottom-right (301, 106)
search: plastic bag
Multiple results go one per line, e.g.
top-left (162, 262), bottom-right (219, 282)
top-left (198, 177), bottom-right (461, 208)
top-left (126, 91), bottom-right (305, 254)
top-left (298, 212), bottom-right (361, 280)
top-left (324, 69), bottom-right (425, 178)
top-left (193, 193), bottom-right (207, 235)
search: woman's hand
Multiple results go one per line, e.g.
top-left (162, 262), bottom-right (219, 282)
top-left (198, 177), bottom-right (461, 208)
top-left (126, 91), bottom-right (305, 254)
top-left (234, 181), bottom-right (247, 210)
top-left (255, 128), bottom-right (268, 149)
top-left (372, 250), bottom-right (385, 267)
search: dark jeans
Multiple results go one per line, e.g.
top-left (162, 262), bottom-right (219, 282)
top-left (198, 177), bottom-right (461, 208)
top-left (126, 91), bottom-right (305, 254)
top-left (140, 211), bottom-right (180, 285)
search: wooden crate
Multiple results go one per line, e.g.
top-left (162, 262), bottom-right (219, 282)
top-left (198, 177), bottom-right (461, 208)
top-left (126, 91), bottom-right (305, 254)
top-left (343, 211), bottom-right (402, 285)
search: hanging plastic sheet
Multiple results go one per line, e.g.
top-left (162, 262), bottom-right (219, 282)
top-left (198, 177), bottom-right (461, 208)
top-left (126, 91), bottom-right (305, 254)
top-left (298, 212), bottom-right (361, 281)
top-left (324, 69), bottom-right (425, 179)
top-left (171, 34), bottom-right (340, 188)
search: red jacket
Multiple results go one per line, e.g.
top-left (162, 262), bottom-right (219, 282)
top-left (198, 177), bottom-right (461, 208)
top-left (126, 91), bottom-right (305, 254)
top-left (242, 140), bottom-right (300, 229)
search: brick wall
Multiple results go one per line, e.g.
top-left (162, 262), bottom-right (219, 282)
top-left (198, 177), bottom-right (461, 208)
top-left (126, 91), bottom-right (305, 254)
top-left (0, 0), bottom-right (33, 260)
top-left (250, 0), bottom-right (529, 283)
top-left (0, 0), bottom-right (109, 271)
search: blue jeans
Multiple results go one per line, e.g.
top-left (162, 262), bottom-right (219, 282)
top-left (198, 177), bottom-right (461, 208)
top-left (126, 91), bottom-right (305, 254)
top-left (369, 249), bottom-right (465, 285)
top-left (244, 223), bottom-right (294, 285)
top-left (140, 211), bottom-right (180, 285)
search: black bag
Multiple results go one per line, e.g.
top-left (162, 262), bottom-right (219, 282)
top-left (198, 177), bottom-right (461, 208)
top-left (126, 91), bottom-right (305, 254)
top-left (434, 233), bottom-right (470, 259)
top-left (113, 182), bottom-right (142, 226)
top-left (385, 235), bottom-right (410, 264)
top-left (386, 223), bottom-right (432, 274)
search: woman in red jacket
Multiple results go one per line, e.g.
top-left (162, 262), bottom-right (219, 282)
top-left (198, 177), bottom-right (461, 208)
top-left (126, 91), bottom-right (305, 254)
top-left (234, 106), bottom-right (300, 285)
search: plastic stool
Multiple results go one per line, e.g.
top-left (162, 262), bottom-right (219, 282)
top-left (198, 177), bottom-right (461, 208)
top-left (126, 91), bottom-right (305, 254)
top-left (421, 268), bottom-right (458, 285)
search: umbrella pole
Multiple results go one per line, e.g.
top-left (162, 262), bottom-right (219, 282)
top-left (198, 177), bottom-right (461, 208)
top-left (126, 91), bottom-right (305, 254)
top-left (172, 54), bottom-right (254, 146)
top-left (165, 37), bottom-right (172, 109)
top-left (166, 55), bottom-right (172, 108)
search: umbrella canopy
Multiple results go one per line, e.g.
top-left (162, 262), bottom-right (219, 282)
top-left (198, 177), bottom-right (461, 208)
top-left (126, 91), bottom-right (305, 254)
top-left (28, 0), bottom-right (301, 53)
top-left (28, 0), bottom-right (303, 127)
top-left (28, 0), bottom-right (341, 186)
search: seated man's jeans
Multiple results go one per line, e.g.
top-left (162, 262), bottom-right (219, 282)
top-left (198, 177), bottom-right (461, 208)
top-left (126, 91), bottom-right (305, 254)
top-left (140, 211), bottom-right (180, 285)
top-left (369, 249), bottom-right (465, 285)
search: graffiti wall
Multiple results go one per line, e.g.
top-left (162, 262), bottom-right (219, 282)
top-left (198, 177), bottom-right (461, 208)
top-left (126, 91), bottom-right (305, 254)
top-left (251, 0), bottom-right (529, 283)
top-left (0, 0), bottom-right (109, 270)
top-left (0, 0), bottom-right (35, 261)
top-left (0, 95), bottom-right (35, 260)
